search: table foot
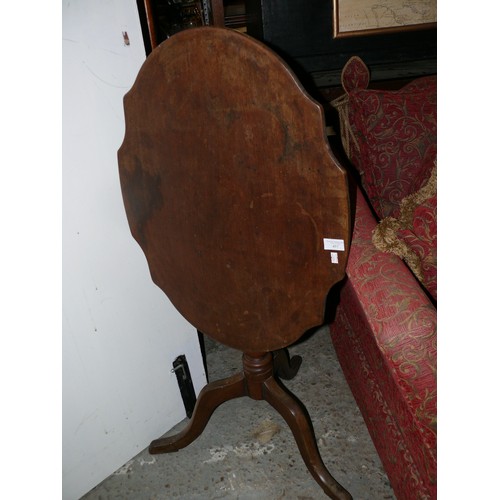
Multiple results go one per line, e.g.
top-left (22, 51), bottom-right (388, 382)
top-left (149, 372), bottom-right (246, 454)
top-left (263, 376), bottom-right (352, 500)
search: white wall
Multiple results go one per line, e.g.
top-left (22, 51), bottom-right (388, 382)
top-left (62, 2), bottom-right (206, 498)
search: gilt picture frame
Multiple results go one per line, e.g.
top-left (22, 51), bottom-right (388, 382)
top-left (333, 0), bottom-right (437, 38)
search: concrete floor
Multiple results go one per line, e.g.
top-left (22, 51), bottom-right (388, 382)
top-left (82, 325), bottom-right (395, 499)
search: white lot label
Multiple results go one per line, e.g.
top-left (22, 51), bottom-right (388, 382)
top-left (323, 238), bottom-right (345, 251)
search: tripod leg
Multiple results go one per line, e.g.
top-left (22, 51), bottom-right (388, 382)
top-left (262, 377), bottom-right (352, 500)
top-left (149, 372), bottom-right (246, 454)
top-left (273, 348), bottom-right (302, 380)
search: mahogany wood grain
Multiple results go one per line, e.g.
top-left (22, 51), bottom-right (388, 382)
top-left (118, 27), bottom-right (350, 353)
top-left (149, 371), bottom-right (247, 453)
top-left (118, 27), bottom-right (352, 498)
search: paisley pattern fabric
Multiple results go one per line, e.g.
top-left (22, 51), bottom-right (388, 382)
top-left (399, 192), bottom-right (437, 300)
top-left (329, 58), bottom-right (437, 497)
top-left (332, 57), bottom-right (437, 220)
top-left (330, 188), bottom-right (437, 500)
top-left (341, 55), bottom-right (370, 93)
top-left (373, 166), bottom-right (437, 301)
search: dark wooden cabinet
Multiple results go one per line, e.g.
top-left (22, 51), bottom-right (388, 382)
top-left (137, 0), bottom-right (436, 94)
top-left (244, 0), bottom-right (436, 89)
top-left (137, 0), bottom-right (245, 52)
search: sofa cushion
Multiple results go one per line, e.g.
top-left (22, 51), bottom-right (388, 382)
top-left (332, 57), bottom-right (437, 219)
top-left (372, 165), bottom-right (437, 300)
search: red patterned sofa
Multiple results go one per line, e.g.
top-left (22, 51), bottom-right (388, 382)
top-left (328, 57), bottom-right (437, 499)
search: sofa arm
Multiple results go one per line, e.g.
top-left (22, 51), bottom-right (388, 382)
top-left (344, 186), bottom-right (437, 439)
top-left (331, 187), bottom-right (437, 498)
top-left (347, 188), bottom-right (436, 344)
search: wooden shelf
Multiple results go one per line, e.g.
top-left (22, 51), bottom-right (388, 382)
top-left (137, 0), bottom-right (247, 52)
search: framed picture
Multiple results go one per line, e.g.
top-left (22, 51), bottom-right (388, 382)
top-left (333, 0), bottom-right (437, 38)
